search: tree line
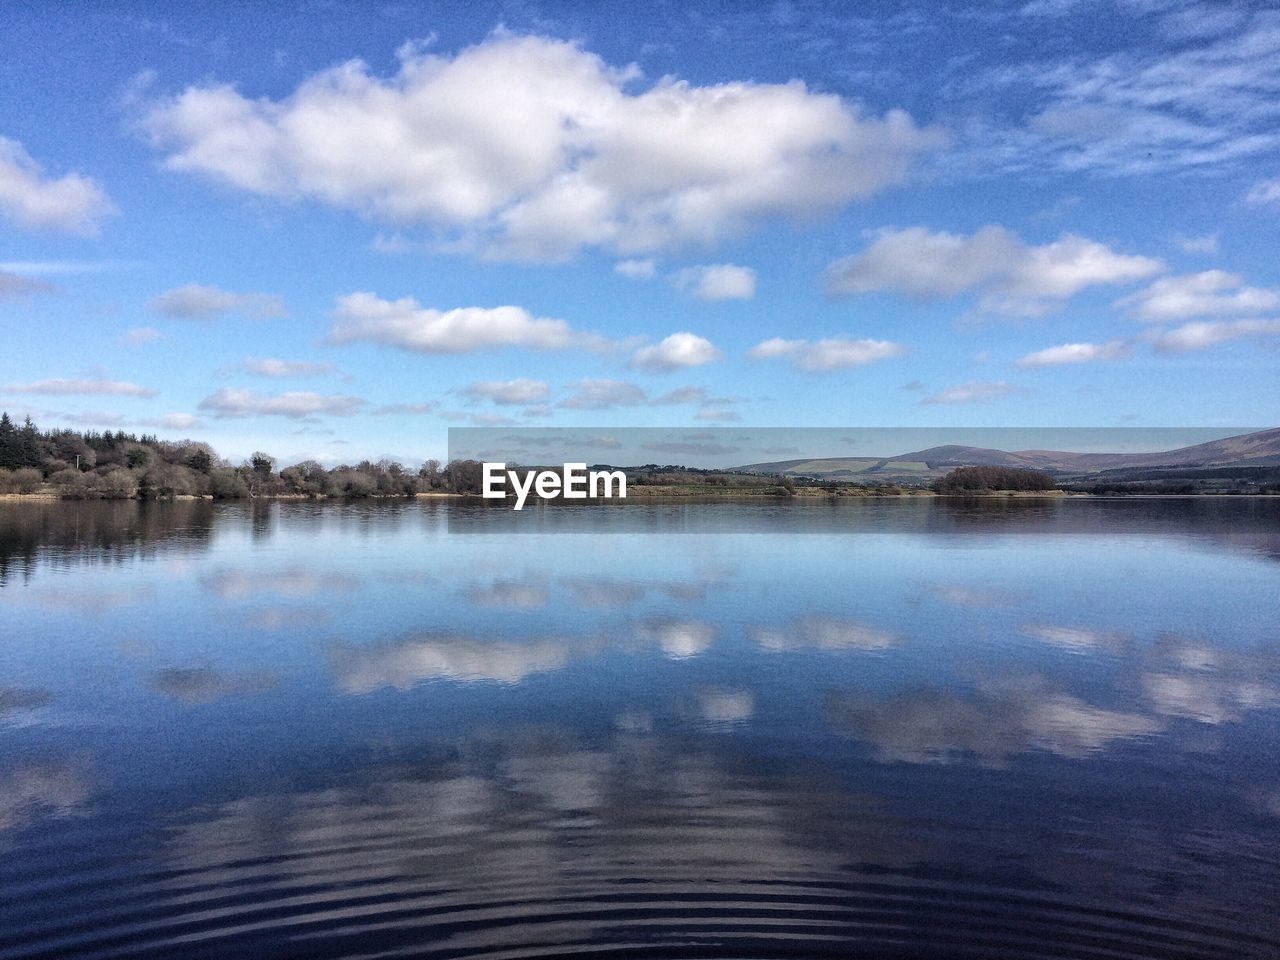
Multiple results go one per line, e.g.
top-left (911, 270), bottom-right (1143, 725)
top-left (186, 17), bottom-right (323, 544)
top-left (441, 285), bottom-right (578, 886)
top-left (0, 412), bottom-right (487, 499)
top-left (932, 465), bottom-right (1056, 493)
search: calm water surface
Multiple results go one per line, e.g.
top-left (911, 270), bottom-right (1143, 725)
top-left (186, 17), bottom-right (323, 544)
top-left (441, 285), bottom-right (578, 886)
top-left (1, 498), bottom-right (1279, 959)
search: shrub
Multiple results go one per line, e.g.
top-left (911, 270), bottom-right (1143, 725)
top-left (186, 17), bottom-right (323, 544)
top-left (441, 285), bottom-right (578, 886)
top-left (208, 468), bottom-right (249, 499)
top-left (0, 467), bottom-right (43, 494)
top-left (90, 468), bottom-right (139, 499)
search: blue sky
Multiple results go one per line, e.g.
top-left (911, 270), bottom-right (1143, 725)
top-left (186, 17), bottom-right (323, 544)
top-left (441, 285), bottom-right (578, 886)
top-left (1, 0), bottom-right (1278, 464)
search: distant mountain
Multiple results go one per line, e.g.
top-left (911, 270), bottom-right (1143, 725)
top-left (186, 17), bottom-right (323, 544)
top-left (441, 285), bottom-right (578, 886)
top-left (735, 428), bottom-right (1280, 479)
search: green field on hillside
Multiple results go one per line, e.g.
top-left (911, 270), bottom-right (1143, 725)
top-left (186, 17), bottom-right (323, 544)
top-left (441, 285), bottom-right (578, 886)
top-left (781, 459), bottom-right (879, 474)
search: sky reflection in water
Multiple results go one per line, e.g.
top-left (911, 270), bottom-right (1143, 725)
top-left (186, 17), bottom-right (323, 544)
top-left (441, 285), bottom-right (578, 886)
top-left (1, 498), bottom-right (1278, 959)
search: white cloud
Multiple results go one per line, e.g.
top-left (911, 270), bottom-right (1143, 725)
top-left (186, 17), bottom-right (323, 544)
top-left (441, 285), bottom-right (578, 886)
top-left (1016, 340), bottom-right (1130, 367)
top-left (1021, 624), bottom-right (1116, 653)
top-left (1247, 177), bottom-right (1280, 207)
top-left (558, 379), bottom-right (649, 410)
top-left (198, 387), bottom-right (365, 419)
top-left (0, 137), bottom-right (114, 235)
top-left (747, 336), bottom-right (905, 371)
top-left (373, 402), bottom-right (436, 416)
top-left (461, 378), bottom-right (550, 405)
top-left (830, 684), bottom-right (1160, 764)
top-left (332, 635), bottom-right (573, 689)
top-left (1119, 270), bottom-right (1280, 321)
top-left (241, 358), bottom-right (337, 378)
top-left (1, 378), bottom-right (157, 397)
top-left (698, 688), bottom-right (755, 723)
top-left (631, 332), bottom-right (721, 371)
top-left (141, 33), bottom-right (941, 261)
top-left (614, 258), bottom-right (656, 279)
top-left (922, 381), bottom-right (1023, 405)
top-left (633, 620), bottom-right (715, 660)
top-left (827, 226), bottom-right (1163, 315)
top-left (1175, 232), bottom-right (1219, 255)
top-left (149, 284), bottom-right (286, 320)
top-left (752, 617), bottom-right (896, 652)
top-left (329, 292), bottom-right (596, 354)
top-left (1149, 318), bottom-right (1280, 353)
top-left (961, 11), bottom-right (1280, 176)
top-left (651, 385), bottom-right (710, 405)
top-left (671, 264), bottom-right (757, 301)
top-left (0, 269), bottom-right (54, 299)
top-left (555, 380), bottom-right (726, 411)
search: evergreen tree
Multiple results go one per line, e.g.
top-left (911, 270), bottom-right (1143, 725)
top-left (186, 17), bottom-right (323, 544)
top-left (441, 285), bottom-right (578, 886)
top-left (0, 412), bottom-right (22, 470)
top-left (19, 416), bottom-right (40, 468)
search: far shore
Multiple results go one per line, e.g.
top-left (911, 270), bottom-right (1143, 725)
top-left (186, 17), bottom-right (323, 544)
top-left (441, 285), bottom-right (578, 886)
top-left (7, 487), bottom-right (1279, 504)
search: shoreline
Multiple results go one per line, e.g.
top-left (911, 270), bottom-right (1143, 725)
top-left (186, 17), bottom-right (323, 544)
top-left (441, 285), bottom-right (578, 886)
top-left (3, 489), bottom-right (1276, 503)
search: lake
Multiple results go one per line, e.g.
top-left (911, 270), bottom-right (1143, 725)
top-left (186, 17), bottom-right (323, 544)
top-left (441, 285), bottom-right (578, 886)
top-left (2, 497), bottom-right (1279, 959)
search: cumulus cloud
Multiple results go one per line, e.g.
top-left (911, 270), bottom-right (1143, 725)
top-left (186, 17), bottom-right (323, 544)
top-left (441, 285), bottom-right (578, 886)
top-left (558, 379), bottom-right (649, 410)
top-left (198, 387), bottom-right (365, 419)
top-left (631, 332), bottom-right (722, 371)
top-left (1143, 670), bottom-right (1279, 724)
top-left (752, 616), bottom-right (896, 652)
top-left (140, 33), bottom-right (941, 260)
top-left (329, 291), bottom-right (597, 354)
top-left (921, 381), bottom-right (1023, 405)
top-left (614, 258), bottom-right (656, 279)
top-left (671, 263), bottom-right (757, 301)
top-left (1016, 340), bottom-right (1130, 367)
top-left (461, 378), bottom-right (550, 405)
top-left (747, 336), bottom-right (905, 371)
top-left (0, 136), bottom-right (114, 235)
top-left (826, 226), bottom-right (1163, 316)
top-left (1, 378), bottom-right (157, 397)
top-left (241, 358), bottom-right (336, 378)
top-left (1148, 318), bottom-right (1280, 353)
top-left (149, 284), bottom-right (286, 320)
top-left (633, 620), bottom-right (716, 660)
top-left (1247, 177), bottom-right (1280, 207)
top-left (331, 635), bottom-right (574, 689)
top-left (1118, 270), bottom-right (1280, 321)
top-left (828, 684), bottom-right (1160, 765)
top-left (0, 269), bottom-right (54, 299)
top-left (556, 379), bottom-right (726, 411)
top-left (0, 762), bottom-right (95, 832)
top-left (698, 688), bottom-right (755, 723)
top-left (1020, 624), bottom-right (1121, 653)
top-left (373, 402), bottom-right (436, 415)
top-left (1140, 639), bottom-right (1280, 725)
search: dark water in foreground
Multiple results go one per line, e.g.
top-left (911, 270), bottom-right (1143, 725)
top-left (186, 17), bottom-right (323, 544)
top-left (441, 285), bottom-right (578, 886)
top-left (1, 497), bottom-right (1279, 959)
